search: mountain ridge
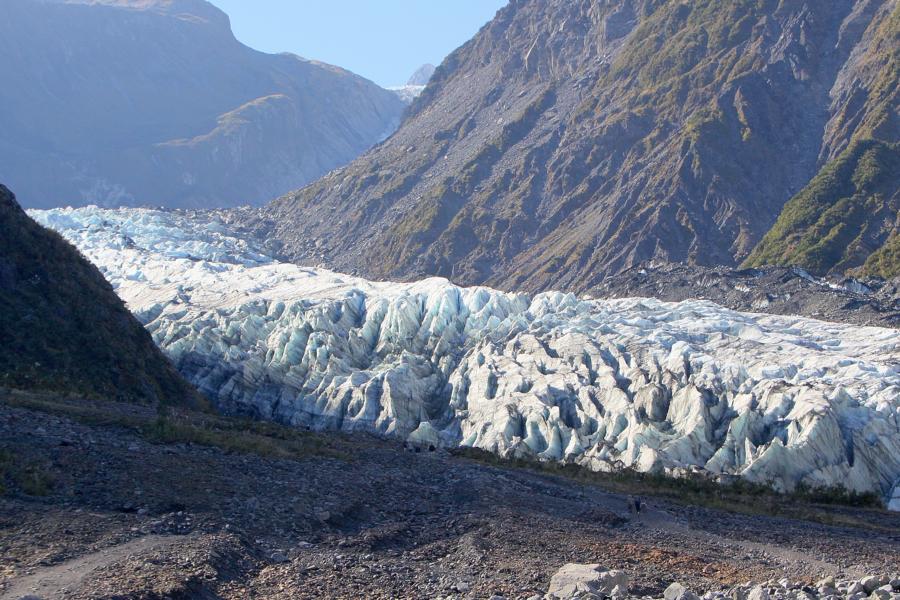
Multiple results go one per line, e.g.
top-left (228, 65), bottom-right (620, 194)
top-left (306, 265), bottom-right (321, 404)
top-left (248, 0), bottom-right (898, 293)
top-left (0, 0), bottom-right (405, 209)
top-left (0, 184), bottom-right (202, 406)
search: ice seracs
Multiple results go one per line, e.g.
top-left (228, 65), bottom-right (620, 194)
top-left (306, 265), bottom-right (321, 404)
top-left (31, 207), bottom-right (900, 507)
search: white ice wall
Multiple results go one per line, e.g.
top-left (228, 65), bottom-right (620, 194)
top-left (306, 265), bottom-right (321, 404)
top-left (31, 207), bottom-right (900, 505)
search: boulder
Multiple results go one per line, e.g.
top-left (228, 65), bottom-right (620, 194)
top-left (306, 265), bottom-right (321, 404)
top-left (665, 582), bottom-right (701, 600)
top-left (548, 564), bottom-right (629, 598)
top-left (746, 586), bottom-right (769, 600)
top-left (863, 577), bottom-right (884, 593)
top-left (868, 586), bottom-right (892, 600)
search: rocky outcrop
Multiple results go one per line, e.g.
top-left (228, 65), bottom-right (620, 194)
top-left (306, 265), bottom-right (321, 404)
top-left (0, 0), bottom-right (404, 209)
top-left (32, 206), bottom-right (900, 506)
top-left (0, 185), bottom-right (201, 405)
top-left (248, 0), bottom-right (898, 293)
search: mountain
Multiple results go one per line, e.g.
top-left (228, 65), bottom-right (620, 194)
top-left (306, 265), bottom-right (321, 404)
top-left (745, 140), bottom-right (900, 277)
top-left (407, 64), bottom-right (436, 86)
top-left (745, 6), bottom-right (899, 278)
top-left (0, 0), bottom-right (405, 209)
top-left (32, 205), bottom-right (900, 503)
top-left (0, 184), bottom-right (201, 406)
top-left (388, 65), bottom-right (438, 104)
top-left (251, 0), bottom-right (898, 293)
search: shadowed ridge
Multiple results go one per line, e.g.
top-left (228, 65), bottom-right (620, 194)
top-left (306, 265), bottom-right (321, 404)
top-left (0, 184), bottom-right (204, 407)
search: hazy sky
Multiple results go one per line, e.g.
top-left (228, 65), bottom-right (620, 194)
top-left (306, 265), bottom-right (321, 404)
top-left (209, 1), bottom-right (508, 88)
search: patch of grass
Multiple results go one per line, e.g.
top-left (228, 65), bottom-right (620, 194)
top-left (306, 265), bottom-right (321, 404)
top-left (15, 462), bottom-right (57, 497)
top-left (745, 140), bottom-right (900, 274)
top-left (1, 390), bottom-right (350, 464)
top-left (145, 407), bottom-right (349, 462)
top-left (0, 448), bottom-right (13, 495)
top-left (0, 447), bottom-right (57, 497)
top-left (451, 446), bottom-right (887, 527)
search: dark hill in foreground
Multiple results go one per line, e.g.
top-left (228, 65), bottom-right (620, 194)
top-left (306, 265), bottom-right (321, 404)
top-left (0, 184), bottom-right (201, 405)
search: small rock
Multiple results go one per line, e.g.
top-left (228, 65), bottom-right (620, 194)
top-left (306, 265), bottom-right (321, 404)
top-left (862, 577), bottom-right (882, 593)
top-left (818, 577), bottom-right (836, 589)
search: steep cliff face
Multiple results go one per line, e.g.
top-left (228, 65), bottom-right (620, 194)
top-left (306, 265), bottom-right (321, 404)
top-left (0, 185), bottom-right (201, 406)
top-left (0, 0), bottom-right (405, 209)
top-left (254, 0), bottom-right (896, 293)
top-left (747, 4), bottom-right (899, 278)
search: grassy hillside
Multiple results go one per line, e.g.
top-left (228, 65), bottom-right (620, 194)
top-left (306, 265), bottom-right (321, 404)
top-left (744, 140), bottom-right (900, 277)
top-left (0, 184), bottom-right (203, 406)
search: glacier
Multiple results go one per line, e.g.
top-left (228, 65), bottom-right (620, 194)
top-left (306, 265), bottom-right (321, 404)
top-left (30, 206), bottom-right (900, 508)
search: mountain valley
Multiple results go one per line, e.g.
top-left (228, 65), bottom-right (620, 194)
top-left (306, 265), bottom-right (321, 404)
top-left (1, 0), bottom-right (899, 597)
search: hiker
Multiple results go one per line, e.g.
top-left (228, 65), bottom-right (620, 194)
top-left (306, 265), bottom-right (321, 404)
top-left (634, 496), bottom-right (642, 514)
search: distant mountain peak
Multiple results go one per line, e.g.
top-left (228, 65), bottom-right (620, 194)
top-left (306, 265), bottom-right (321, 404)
top-left (407, 63), bottom-right (436, 86)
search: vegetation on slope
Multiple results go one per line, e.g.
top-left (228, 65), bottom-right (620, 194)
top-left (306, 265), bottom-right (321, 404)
top-left (0, 184), bottom-right (203, 406)
top-left (744, 140), bottom-right (900, 276)
top-left (861, 232), bottom-right (900, 278)
top-left (261, 0), bottom-right (893, 291)
top-left (746, 4), bottom-right (899, 278)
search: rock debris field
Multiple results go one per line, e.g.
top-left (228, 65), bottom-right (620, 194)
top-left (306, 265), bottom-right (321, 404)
top-left (1, 392), bottom-right (899, 599)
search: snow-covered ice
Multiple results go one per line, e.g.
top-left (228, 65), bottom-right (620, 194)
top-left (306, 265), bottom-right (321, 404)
top-left (31, 207), bottom-right (900, 506)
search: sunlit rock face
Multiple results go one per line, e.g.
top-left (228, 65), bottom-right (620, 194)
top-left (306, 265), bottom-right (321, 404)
top-left (31, 207), bottom-right (900, 505)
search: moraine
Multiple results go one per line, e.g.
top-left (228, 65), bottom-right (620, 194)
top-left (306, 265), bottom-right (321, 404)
top-left (31, 207), bottom-right (900, 508)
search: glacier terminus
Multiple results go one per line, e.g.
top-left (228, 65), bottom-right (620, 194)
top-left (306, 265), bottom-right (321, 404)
top-left (31, 207), bottom-right (900, 510)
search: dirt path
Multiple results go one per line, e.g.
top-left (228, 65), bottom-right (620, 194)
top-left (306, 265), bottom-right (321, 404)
top-left (637, 506), bottom-right (848, 577)
top-left (1, 535), bottom-right (190, 600)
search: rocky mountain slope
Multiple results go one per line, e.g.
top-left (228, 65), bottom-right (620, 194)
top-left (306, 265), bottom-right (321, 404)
top-left (31, 206), bottom-right (900, 506)
top-left (0, 0), bottom-right (404, 209)
top-left (745, 1), bottom-right (899, 279)
top-left (0, 185), bottom-right (200, 405)
top-left (249, 0), bottom-right (898, 293)
top-left (745, 140), bottom-right (899, 278)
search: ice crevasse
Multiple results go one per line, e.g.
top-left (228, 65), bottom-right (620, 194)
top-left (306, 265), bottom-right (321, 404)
top-left (31, 207), bottom-right (900, 508)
